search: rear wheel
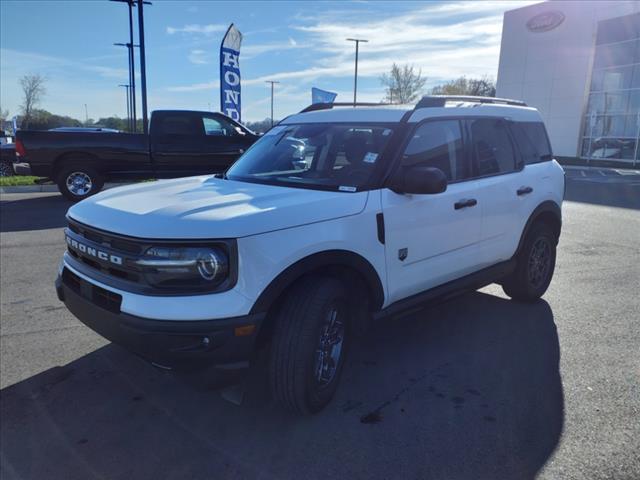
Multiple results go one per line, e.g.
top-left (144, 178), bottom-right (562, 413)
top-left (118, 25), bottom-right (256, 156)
top-left (502, 223), bottom-right (557, 302)
top-left (269, 276), bottom-right (350, 414)
top-left (56, 164), bottom-right (104, 201)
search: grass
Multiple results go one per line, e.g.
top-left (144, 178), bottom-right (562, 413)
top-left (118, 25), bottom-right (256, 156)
top-left (0, 176), bottom-right (44, 187)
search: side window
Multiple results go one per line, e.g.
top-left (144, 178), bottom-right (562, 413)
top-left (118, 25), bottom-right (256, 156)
top-left (402, 120), bottom-right (468, 182)
top-left (202, 116), bottom-right (235, 136)
top-left (469, 118), bottom-right (516, 176)
top-left (159, 116), bottom-right (204, 136)
top-left (511, 122), bottom-right (553, 165)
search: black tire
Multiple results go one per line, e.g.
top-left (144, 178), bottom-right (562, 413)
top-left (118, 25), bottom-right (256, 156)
top-left (269, 276), bottom-right (350, 414)
top-left (502, 222), bottom-right (557, 302)
top-left (0, 160), bottom-right (14, 177)
top-left (56, 164), bottom-right (104, 202)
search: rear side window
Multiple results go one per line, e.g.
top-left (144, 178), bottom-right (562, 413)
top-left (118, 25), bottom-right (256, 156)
top-left (402, 120), bottom-right (469, 182)
top-left (158, 116), bottom-right (204, 136)
top-left (511, 122), bottom-right (553, 165)
top-left (469, 118), bottom-right (516, 176)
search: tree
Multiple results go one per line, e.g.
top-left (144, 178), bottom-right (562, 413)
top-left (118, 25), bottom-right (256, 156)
top-left (430, 76), bottom-right (496, 97)
top-left (19, 74), bottom-right (46, 128)
top-left (245, 118), bottom-right (278, 134)
top-left (26, 109), bottom-right (83, 130)
top-left (380, 63), bottom-right (427, 104)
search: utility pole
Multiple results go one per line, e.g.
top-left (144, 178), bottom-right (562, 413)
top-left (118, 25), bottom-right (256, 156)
top-left (346, 38), bottom-right (368, 106)
top-left (84, 104), bottom-right (88, 125)
top-left (119, 84), bottom-right (131, 131)
top-left (265, 80), bottom-right (280, 127)
top-left (137, 0), bottom-right (152, 134)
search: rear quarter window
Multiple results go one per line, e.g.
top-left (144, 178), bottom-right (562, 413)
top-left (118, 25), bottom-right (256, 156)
top-left (511, 122), bottom-right (553, 165)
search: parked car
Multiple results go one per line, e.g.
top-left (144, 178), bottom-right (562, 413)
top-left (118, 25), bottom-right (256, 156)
top-left (15, 110), bottom-right (259, 200)
top-left (55, 96), bottom-right (564, 414)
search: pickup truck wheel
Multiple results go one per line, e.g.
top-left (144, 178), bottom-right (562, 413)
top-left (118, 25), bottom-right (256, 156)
top-left (0, 160), bottom-right (13, 177)
top-left (269, 276), bottom-right (350, 414)
top-left (502, 223), bottom-right (556, 302)
top-left (57, 165), bottom-right (104, 201)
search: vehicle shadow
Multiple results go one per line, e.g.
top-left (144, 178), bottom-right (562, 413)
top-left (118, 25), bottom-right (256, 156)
top-left (0, 194), bottom-right (72, 233)
top-left (0, 291), bottom-right (563, 480)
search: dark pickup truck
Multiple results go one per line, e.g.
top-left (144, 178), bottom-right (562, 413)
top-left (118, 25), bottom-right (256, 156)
top-left (16, 110), bottom-right (259, 200)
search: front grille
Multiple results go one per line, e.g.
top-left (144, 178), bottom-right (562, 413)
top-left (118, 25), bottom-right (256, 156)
top-left (62, 268), bottom-right (122, 313)
top-left (66, 219), bottom-right (143, 283)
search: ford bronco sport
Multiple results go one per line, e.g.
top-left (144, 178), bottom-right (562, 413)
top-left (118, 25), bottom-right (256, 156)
top-left (56, 96), bottom-right (564, 414)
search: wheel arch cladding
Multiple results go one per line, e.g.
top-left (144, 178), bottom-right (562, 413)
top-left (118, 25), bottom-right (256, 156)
top-left (519, 201), bottom-right (562, 253)
top-left (250, 249), bottom-right (385, 316)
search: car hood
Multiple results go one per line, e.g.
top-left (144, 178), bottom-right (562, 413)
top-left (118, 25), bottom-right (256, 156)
top-left (68, 176), bottom-right (369, 239)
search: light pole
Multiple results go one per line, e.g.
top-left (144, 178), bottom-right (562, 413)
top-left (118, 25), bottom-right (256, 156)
top-left (119, 84), bottom-right (131, 131)
top-left (265, 80), bottom-right (280, 127)
top-left (346, 38), bottom-right (368, 106)
top-left (112, 0), bottom-right (139, 132)
top-left (114, 42), bottom-right (137, 131)
top-left (137, 0), bottom-right (152, 135)
top-left (84, 104), bottom-right (88, 125)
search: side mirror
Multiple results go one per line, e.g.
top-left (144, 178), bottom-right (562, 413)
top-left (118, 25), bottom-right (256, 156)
top-left (390, 166), bottom-right (447, 195)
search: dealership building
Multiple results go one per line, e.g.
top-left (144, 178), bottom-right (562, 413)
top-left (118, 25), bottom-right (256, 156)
top-left (496, 1), bottom-right (640, 166)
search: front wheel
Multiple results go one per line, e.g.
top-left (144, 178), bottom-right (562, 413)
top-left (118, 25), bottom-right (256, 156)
top-left (269, 276), bottom-right (350, 414)
top-left (502, 223), bottom-right (557, 302)
top-left (56, 165), bottom-right (104, 202)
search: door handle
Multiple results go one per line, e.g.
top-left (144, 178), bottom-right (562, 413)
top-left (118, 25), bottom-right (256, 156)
top-left (517, 186), bottom-right (533, 196)
top-left (454, 198), bottom-right (477, 210)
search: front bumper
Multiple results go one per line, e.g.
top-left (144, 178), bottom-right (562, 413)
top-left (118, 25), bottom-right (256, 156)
top-left (55, 269), bottom-right (265, 371)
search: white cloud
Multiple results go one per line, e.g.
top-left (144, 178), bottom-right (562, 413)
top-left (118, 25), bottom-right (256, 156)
top-left (288, 37), bottom-right (297, 47)
top-left (166, 24), bottom-right (227, 36)
top-left (187, 49), bottom-right (210, 65)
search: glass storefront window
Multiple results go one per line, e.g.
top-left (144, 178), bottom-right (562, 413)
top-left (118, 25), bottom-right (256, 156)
top-left (582, 13), bottom-right (640, 163)
top-left (593, 39), bottom-right (637, 69)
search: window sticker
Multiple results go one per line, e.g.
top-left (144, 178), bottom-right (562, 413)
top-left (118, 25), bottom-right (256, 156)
top-left (339, 185), bottom-right (357, 192)
top-left (363, 152), bottom-right (379, 164)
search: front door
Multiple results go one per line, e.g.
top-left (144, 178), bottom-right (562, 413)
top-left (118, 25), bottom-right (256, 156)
top-left (382, 119), bottom-right (483, 304)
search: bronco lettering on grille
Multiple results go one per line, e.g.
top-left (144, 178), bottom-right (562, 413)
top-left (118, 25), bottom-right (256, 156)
top-left (66, 236), bottom-right (123, 265)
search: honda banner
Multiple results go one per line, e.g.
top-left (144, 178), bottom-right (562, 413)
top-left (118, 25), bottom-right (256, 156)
top-left (220, 24), bottom-right (243, 122)
top-left (312, 87), bottom-right (337, 104)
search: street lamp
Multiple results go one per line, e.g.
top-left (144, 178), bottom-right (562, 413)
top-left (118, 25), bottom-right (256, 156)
top-left (114, 42), bottom-right (137, 131)
top-left (265, 80), bottom-right (280, 127)
top-left (346, 38), bottom-right (368, 106)
top-left (119, 84), bottom-right (131, 131)
top-left (111, 0), bottom-right (151, 134)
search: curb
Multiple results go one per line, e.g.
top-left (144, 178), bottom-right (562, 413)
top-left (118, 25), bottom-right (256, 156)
top-left (0, 182), bottom-right (125, 194)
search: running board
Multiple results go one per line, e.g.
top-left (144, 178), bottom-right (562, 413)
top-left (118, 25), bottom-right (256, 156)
top-left (373, 259), bottom-right (516, 320)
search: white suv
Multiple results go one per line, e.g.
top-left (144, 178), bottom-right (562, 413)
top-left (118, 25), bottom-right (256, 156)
top-left (56, 96), bottom-right (564, 414)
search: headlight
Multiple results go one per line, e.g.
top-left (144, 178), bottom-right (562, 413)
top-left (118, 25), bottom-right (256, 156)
top-left (136, 246), bottom-right (229, 290)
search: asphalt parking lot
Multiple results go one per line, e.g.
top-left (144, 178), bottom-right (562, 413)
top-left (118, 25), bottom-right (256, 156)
top-left (1, 168), bottom-right (639, 480)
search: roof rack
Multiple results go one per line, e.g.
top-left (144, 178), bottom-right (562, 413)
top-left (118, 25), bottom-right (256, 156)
top-left (416, 95), bottom-right (527, 108)
top-left (299, 102), bottom-right (396, 114)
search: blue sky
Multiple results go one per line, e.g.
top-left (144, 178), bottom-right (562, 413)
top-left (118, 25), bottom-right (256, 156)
top-left (0, 0), bottom-right (536, 123)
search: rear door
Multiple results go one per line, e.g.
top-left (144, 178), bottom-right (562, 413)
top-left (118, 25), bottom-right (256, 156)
top-left (151, 112), bottom-right (248, 177)
top-left (464, 117), bottom-right (526, 266)
top-left (381, 119), bottom-right (483, 304)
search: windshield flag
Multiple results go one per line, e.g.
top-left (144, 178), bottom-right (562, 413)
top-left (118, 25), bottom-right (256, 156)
top-left (220, 24), bottom-right (243, 122)
top-left (312, 87), bottom-right (337, 104)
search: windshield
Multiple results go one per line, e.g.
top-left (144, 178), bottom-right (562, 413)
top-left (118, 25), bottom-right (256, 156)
top-left (226, 123), bottom-right (394, 190)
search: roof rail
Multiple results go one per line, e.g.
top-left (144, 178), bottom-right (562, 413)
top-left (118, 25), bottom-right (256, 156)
top-left (416, 95), bottom-right (527, 108)
top-left (299, 102), bottom-right (396, 114)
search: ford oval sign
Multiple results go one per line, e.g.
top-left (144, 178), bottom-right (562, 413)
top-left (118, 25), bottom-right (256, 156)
top-left (527, 11), bottom-right (565, 33)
